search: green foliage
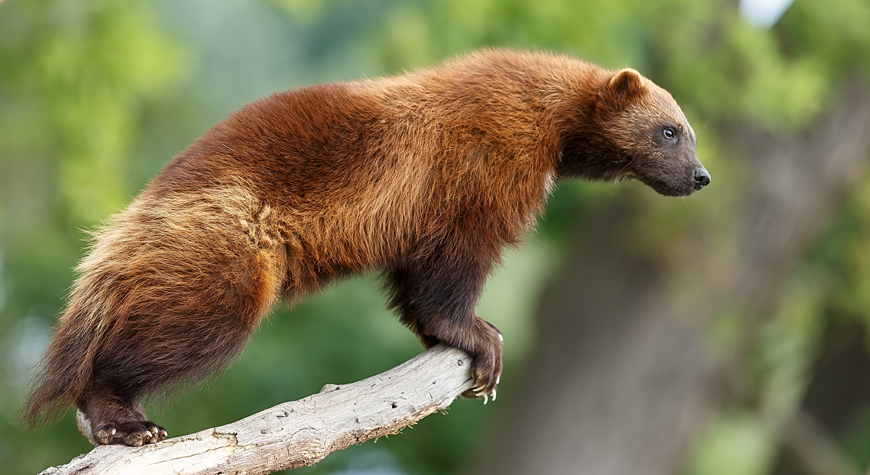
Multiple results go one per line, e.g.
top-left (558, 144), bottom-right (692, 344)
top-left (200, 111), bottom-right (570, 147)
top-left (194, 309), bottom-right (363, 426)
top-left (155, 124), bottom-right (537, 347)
top-left (779, 0), bottom-right (870, 79)
top-left (0, 0), bottom-right (187, 472)
top-left (1, 0), bottom-right (185, 227)
top-left (266, 0), bottom-right (327, 20)
top-left (686, 410), bottom-right (777, 475)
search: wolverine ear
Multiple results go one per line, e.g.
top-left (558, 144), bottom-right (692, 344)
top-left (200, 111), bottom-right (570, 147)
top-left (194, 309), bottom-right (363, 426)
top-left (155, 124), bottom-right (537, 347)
top-left (606, 68), bottom-right (645, 105)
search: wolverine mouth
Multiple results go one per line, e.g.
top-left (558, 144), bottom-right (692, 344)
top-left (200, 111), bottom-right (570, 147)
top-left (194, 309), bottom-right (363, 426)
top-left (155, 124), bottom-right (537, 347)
top-left (630, 165), bottom-right (710, 197)
top-left (633, 173), bottom-right (698, 197)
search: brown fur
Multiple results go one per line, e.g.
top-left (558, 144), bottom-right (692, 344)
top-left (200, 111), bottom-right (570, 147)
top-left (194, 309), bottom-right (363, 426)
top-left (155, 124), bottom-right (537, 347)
top-left (23, 49), bottom-right (707, 446)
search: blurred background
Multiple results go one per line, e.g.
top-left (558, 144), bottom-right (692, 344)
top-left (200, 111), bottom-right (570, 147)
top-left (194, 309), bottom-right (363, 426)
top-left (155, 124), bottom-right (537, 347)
top-left (2, 0), bottom-right (870, 473)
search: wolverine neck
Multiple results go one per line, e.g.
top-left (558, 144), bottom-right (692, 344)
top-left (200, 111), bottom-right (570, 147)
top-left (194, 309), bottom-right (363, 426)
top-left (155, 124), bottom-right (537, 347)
top-left (548, 73), bottom-right (623, 181)
top-left (556, 127), bottom-right (624, 180)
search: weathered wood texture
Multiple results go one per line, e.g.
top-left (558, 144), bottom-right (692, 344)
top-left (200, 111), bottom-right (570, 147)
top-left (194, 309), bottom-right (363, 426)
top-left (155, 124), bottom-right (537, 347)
top-left (40, 344), bottom-right (474, 475)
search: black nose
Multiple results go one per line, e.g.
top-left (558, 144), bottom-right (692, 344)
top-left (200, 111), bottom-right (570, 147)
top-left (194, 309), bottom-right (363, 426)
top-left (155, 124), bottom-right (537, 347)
top-left (693, 168), bottom-right (711, 190)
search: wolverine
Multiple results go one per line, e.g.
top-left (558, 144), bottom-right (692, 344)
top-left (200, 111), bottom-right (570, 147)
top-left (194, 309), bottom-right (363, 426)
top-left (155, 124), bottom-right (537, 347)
top-left (24, 49), bottom-right (710, 446)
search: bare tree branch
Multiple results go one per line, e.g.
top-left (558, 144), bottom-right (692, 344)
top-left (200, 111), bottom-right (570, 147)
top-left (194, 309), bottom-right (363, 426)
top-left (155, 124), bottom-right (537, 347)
top-left (38, 344), bottom-right (474, 475)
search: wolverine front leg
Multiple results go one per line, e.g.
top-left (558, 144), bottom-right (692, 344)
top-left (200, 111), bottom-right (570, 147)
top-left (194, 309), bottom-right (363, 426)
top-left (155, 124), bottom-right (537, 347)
top-left (386, 245), bottom-right (503, 398)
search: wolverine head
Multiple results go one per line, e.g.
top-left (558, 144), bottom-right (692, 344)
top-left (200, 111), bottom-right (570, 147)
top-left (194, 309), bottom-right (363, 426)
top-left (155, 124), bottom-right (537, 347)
top-left (598, 68), bottom-right (709, 197)
top-left (559, 68), bottom-right (710, 197)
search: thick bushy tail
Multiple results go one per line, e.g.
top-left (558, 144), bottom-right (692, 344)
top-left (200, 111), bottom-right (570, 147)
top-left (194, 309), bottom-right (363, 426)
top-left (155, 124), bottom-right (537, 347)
top-left (22, 214), bottom-right (135, 427)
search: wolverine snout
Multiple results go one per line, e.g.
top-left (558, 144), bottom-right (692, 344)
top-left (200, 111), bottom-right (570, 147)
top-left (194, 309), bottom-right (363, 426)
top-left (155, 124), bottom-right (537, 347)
top-left (693, 168), bottom-right (711, 190)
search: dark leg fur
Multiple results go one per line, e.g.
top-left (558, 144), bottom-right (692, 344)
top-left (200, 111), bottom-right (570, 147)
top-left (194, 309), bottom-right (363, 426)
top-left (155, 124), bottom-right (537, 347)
top-left (75, 311), bottom-right (256, 445)
top-left (387, 238), bottom-right (503, 396)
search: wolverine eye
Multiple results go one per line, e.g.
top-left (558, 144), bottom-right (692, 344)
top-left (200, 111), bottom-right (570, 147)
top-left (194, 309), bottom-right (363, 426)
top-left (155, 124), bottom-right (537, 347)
top-left (662, 127), bottom-right (677, 140)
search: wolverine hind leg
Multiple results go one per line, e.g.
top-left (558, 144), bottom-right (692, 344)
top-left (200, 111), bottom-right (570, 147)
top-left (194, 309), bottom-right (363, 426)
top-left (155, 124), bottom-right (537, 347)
top-left (77, 304), bottom-right (259, 446)
top-left (73, 212), bottom-right (284, 446)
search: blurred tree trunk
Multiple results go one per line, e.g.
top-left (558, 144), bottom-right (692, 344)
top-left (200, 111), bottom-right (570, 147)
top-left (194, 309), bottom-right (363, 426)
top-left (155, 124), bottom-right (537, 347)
top-left (472, 84), bottom-right (870, 475)
top-left (772, 321), bottom-right (870, 475)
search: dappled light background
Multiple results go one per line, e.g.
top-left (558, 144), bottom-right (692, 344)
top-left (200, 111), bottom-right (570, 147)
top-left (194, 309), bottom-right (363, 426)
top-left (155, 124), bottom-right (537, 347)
top-left (1, 0), bottom-right (870, 474)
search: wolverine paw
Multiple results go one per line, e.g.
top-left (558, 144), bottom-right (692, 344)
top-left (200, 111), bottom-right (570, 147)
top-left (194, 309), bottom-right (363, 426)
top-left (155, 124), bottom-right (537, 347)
top-left (462, 350), bottom-right (502, 403)
top-left (93, 421), bottom-right (167, 446)
top-left (461, 318), bottom-right (503, 403)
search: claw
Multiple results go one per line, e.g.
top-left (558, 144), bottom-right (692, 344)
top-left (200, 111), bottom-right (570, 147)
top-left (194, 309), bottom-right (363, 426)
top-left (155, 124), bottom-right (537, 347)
top-left (492, 389), bottom-right (497, 401)
top-left (498, 333), bottom-right (504, 342)
top-left (483, 393), bottom-right (489, 405)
